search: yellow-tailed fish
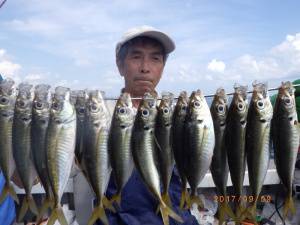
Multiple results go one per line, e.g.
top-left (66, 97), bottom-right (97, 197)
top-left (46, 86), bottom-right (76, 225)
top-left (184, 90), bottom-right (215, 209)
top-left (12, 82), bottom-right (38, 221)
top-left (84, 90), bottom-right (113, 225)
top-left (210, 88), bottom-right (235, 224)
top-left (172, 91), bottom-right (189, 209)
top-left (225, 84), bottom-right (248, 222)
top-left (31, 84), bottom-right (54, 222)
top-left (0, 78), bottom-right (19, 204)
top-left (244, 81), bottom-right (273, 223)
top-left (272, 81), bottom-right (300, 218)
top-left (109, 92), bottom-right (135, 208)
top-left (155, 92), bottom-right (175, 208)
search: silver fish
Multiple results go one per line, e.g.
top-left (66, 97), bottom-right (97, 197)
top-left (46, 86), bottom-right (76, 225)
top-left (210, 88), bottom-right (235, 223)
top-left (172, 91), bottom-right (189, 209)
top-left (155, 92), bottom-right (175, 208)
top-left (225, 84), bottom-right (248, 221)
top-left (109, 92), bottom-right (135, 207)
top-left (272, 81), bottom-right (300, 218)
top-left (31, 84), bottom-right (53, 221)
top-left (12, 82), bottom-right (38, 221)
top-left (245, 81), bottom-right (273, 222)
top-left (84, 90), bottom-right (113, 225)
top-left (0, 78), bottom-right (18, 204)
top-left (184, 90), bottom-right (215, 209)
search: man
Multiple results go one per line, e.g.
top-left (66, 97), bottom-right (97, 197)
top-left (0, 74), bottom-right (16, 225)
top-left (99, 26), bottom-right (199, 225)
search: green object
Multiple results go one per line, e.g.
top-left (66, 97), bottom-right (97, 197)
top-left (293, 79), bottom-right (300, 97)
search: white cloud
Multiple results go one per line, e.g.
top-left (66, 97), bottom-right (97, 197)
top-left (207, 59), bottom-right (226, 73)
top-left (0, 60), bottom-right (21, 76)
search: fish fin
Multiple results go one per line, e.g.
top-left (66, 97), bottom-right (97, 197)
top-left (162, 192), bottom-right (172, 208)
top-left (159, 203), bottom-right (183, 225)
top-left (36, 197), bottom-right (55, 222)
top-left (217, 201), bottom-right (236, 224)
top-left (0, 184), bottom-right (19, 204)
top-left (87, 205), bottom-right (109, 225)
top-left (28, 195), bottom-right (39, 215)
top-left (47, 206), bottom-right (68, 225)
top-left (153, 132), bottom-right (163, 153)
top-left (18, 197), bottom-right (29, 222)
top-left (283, 195), bottom-right (295, 218)
top-left (179, 187), bottom-right (189, 210)
top-left (186, 194), bottom-right (204, 209)
top-left (110, 193), bottom-right (121, 209)
top-left (240, 203), bottom-right (256, 223)
top-left (102, 195), bottom-right (116, 212)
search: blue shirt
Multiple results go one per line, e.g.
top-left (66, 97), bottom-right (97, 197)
top-left (99, 169), bottom-right (198, 225)
top-left (0, 75), bottom-right (16, 225)
top-left (0, 172), bottom-right (16, 225)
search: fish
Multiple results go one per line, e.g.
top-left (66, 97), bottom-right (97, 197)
top-left (109, 92), bottom-right (135, 207)
top-left (225, 84), bottom-right (248, 221)
top-left (0, 78), bottom-right (19, 204)
top-left (184, 90), bottom-right (215, 209)
top-left (155, 92), bottom-right (175, 208)
top-left (172, 91), bottom-right (189, 209)
top-left (31, 84), bottom-right (54, 221)
top-left (132, 92), bottom-right (183, 225)
top-left (74, 90), bottom-right (88, 165)
top-left (12, 82), bottom-right (38, 221)
top-left (244, 81), bottom-right (273, 222)
top-left (210, 88), bottom-right (235, 224)
top-left (83, 90), bottom-right (114, 225)
top-left (271, 81), bottom-right (300, 218)
top-left (46, 86), bottom-right (77, 225)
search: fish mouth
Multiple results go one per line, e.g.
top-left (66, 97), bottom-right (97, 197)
top-left (197, 119), bottom-right (203, 124)
top-left (120, 125), bottom-right (127, 129)
top-left (289, 117), bottom-right (293, 121)
top-left (240, 120), bottom-right (246, 125)
top-left (259, 119), bottom-right (267, 123)
top-left (1, 112), bottom-right (13, 117)
top-left (220, 122), bottom-right (225, 127)
top-left (165, 123), bottom-right (171, 127)
top-left (143, 126), bottom-right (150, 130)
top-left (21, 116), bottom-right (31, 122)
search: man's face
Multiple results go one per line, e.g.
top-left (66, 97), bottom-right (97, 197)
top-left (117, 41), bottom-right (165, 97)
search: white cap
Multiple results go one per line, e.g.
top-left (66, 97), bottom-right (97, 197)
top-left (116, 25), bottom-right (175, 57)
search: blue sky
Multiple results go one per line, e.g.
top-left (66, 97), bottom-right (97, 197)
top-left (1, 0), bottom-right (300, 97)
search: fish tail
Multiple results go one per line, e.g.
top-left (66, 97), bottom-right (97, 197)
top-left (36, 197), bottom-right (55, 222)
top-left (110, 193), bottom-right (122, 209)
top-left (235, 201), bottom-right (247, 222)
top-left (47, 206), bottom-right (68, 225)
top-left (87, 205), bottom-right (109, 225)
top-left (179, 188), bottom-right (189, 209)
top-left (159, 203), bottom-right (183, 225)
top-left (0, 184), bottom-right (19, 204)
top-left (217, 201), bottom-right (236, 224)
top-left (186, 194), bottom-right (204, 209)
top-left (18, 195), bottom-right (38, 222)
top-left (283, 195), bottom-right (295, 218)
top-left (102, 195), bottom-right (116, 212)
top-left (240, 202), bottom-right (256, 223)
top-left (162, 192), bottom-right (172, 208)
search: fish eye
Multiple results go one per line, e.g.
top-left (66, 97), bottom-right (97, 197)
top-left (79, 107), bottom-right (85, 114)
top-left (18, 100), bottom-right (26, 108)
top-left (118, 107), bottom-right (126, 114)
top-left (52, 102), bottom-right (60, 110)
top-left (35, 102), bottom-right (43, 109)
top-left (163, 107), bottom-right (169, 114)
top-left (142, 109), bottom-right (149, 117)
top-left (91, 104), bottom-right (98, 112)
top-left (217, 105), bottom-right (225, 113)
top-left (237, 102), bottom-right (245, 111)
top-left (193, 101), bottom-right (201, 108)
top-left (0, 97), bottom-right (9, 105)
top-left (284, 97), bottom-right (292, 105)
top-left (256, 100), bottom-right (264, 109)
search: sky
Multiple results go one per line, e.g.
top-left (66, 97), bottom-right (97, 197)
top-left (0, 0), bottom-right (300, 98)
